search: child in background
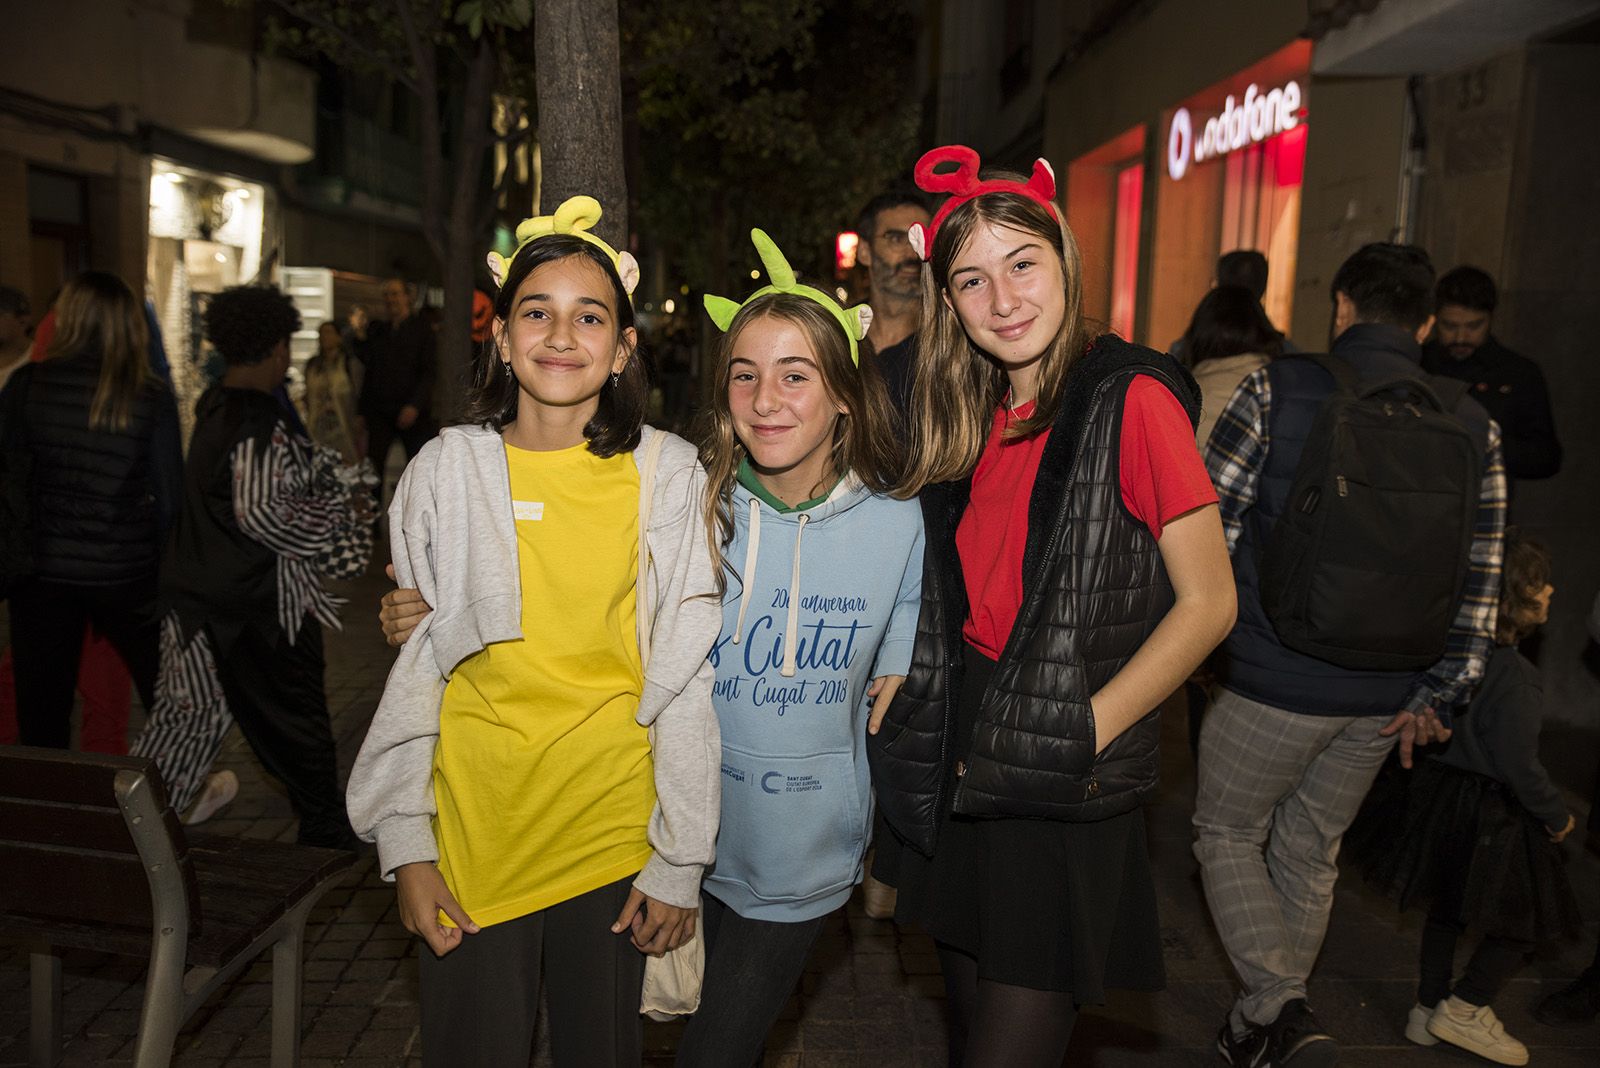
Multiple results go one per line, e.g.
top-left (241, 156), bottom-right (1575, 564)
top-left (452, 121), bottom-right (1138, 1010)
top-left (1348, 529), bottom-right (1579, 1067)
top-left (347, 198), bottom-right (720, 1067)
top-left (673, 231), bottom-right (923, 1066)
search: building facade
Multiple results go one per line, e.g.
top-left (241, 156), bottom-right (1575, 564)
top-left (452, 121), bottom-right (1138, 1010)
top-left (0, 0), bottom-right (442, 430)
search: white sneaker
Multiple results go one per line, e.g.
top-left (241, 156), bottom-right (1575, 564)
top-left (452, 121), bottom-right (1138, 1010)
top-left (1405, 1002), bottom-right (1440, 1046)
top-left (185, 770), bottom-right (239, 825)
top-left (1426, 995), bottom-right (1529, 1066)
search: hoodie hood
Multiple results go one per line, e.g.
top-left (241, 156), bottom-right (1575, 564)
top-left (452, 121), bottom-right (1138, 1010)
top-left (726, 474), bottom-right (878, 678)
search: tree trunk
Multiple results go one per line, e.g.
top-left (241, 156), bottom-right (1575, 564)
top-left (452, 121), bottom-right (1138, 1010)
top-left (534, 0), bottom-right (628, 247)
top-left (434, 36), bottom-right (500, 421)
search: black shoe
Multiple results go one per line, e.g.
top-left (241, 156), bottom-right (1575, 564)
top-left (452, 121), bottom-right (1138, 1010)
top-left (1265, 999), bottom-right (1339, 1068)
top-left (1534, 971), bottom-right (1600, 1027)
top-left (1215, 1019), bottom-right (1269, 1067)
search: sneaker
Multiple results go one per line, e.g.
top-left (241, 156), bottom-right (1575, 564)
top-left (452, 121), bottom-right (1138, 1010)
top-left (185, 770), bottom-right (239, 825)
top-left (1426, 996), bottom-right (1528, 1066)
top-left (1534, 970), bottom-right (1600, 1027)
top-left (1405, 1002), bottom-right (1440, 1046)
top-left (1215, 1019), bottom-right (1269, 1067)
top-left (1265, 999), bottom-right (1338, 1068)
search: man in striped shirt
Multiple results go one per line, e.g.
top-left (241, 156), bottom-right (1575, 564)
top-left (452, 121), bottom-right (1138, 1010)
top-left (133, 285), bottom-right (373, 848)
top-left (1192, 244), bottom-right (1506, 1068)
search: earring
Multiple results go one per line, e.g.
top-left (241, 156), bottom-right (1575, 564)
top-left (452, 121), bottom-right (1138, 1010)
top-left (501, 360), bottom-right (512, 378)
top-left (610, 371), bottom-right (620, 388)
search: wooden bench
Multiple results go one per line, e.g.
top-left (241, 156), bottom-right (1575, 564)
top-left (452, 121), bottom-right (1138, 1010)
top-left (0, 746), bottom-right (356, 1067)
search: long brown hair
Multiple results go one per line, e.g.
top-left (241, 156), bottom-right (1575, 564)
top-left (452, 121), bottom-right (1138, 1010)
top-left (46, 271), bottom-right (152, 432)
top-left (897, 185), bottom-right (1089, 495)
top-left (463, 235), bottom-right (646, 456)
top-left (695, 293), bottom-right (903, 585)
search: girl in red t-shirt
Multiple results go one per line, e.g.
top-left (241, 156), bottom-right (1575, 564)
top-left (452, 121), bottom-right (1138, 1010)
top-left (868, 145), bottom-right (1237, 1066)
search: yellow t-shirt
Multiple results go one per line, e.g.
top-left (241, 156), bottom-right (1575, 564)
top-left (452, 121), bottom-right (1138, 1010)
top-left (431, 440), bottom-right (654, 928)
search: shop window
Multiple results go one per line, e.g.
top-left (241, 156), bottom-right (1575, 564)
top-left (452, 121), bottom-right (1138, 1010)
top-left (1066, 125), bottom-right (1147, 341)
top-left (1111, 162), bottom-right (1144, 341)
top-left (1150, 39), bottom-right (1310, 351)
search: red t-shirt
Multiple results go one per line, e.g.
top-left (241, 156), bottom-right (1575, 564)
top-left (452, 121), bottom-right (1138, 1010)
top-left (957, 375), bottom-right (1219, 659)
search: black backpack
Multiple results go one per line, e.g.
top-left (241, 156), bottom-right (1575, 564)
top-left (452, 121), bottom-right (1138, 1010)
top-left (1260, 355), bottom-right (1480, 671)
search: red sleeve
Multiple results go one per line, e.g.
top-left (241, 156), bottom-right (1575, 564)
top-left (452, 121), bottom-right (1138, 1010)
top-left (29, 309), bottom-right (55, 362)
top-left (1119, 375), bottom-right (1219, 539)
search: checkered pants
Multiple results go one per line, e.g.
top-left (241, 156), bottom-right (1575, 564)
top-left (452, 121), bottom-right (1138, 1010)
top-left (1192, 687), bottom-right (1395, 1031)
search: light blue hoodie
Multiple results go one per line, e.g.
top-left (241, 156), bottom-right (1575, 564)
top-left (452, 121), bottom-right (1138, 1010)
top-left (704, 468), bottom-right (924, 922)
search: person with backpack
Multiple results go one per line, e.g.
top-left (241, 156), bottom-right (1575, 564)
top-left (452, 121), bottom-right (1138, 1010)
top-left (1194, 242), bottom-right (1507, 1068)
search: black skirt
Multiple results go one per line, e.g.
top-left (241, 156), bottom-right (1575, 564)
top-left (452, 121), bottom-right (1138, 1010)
top-left (1346, 758), bottom-right (1581, 944)
top-left (873, 646), bottom-right (1165, 999)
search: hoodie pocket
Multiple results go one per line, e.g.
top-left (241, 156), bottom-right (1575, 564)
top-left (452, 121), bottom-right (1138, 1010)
top-left (711, 745), bottom-right (866, 904)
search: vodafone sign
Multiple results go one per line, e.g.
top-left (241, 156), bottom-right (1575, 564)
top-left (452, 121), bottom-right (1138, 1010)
top-left (1167, 81), bottom-right (1303, 180)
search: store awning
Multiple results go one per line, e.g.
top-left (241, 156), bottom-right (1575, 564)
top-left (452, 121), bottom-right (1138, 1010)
top-left (1309, 0), bottom-right (1600, 75)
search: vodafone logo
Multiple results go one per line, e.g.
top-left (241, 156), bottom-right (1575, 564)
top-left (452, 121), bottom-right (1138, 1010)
top-left (1168, 80), bottom-right (1303, 180)
top-left (1167, 107), bottom-right (1193, 181)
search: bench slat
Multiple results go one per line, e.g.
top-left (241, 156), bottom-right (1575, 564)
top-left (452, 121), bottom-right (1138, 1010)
top-left (0, 797), bottom-right (137, 853)
top-left (0, 844), bottom-right (154, 929)
top-left (0, 748), bottom-right (170, 809)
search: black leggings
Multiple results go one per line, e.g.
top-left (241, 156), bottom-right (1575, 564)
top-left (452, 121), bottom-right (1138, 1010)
top-left (1418, 907), bottom-right (1534, 1009)
top-left (10, 577), bottom-right (159, 748)
top-left (675, 892), bottom-right (825, 1067)
top-left (938, 941), bottom-right (1079, 1067)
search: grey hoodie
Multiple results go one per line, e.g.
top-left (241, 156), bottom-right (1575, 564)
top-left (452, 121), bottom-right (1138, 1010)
top-left (345, 424), bottom-right (722, 908)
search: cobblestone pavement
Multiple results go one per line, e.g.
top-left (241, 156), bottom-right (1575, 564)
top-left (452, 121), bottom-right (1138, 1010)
top-left (3, 565), bottom-right (1598, 1066)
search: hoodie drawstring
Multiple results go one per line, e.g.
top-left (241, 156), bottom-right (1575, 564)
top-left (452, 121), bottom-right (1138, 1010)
top-left (731, 495), bottom-right (761, 645)
top-left (729, 496), bottom-right (809, 678)
top-left (781, 514), bottom-right (809, 677)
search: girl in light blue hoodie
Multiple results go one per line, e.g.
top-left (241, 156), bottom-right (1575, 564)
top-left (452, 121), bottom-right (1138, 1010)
top-left (674, 231), bottom-right (925, 1066)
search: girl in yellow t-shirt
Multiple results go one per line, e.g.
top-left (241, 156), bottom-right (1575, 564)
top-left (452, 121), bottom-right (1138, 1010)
top-left (348, 197), bottom-right (721, 1068)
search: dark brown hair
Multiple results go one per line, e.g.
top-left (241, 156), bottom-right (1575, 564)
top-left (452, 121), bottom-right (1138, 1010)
top-left (463, 235), bottom-right (645, 457)
top-left (1497, 528), bottom-right (1552, 645)
top-left (1182, 285), bottom-right (1284, 367)
top-left (695, 293), bottom-right (904, 586)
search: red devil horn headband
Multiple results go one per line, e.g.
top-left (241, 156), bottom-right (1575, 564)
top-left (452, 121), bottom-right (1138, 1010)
top-left (907, 145), bottom-right (1059, 261)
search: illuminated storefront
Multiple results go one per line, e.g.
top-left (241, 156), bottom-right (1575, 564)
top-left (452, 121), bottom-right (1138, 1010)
top-left (1147, 39), bottom-right (1309, 349)
top-left (1064, 39), bottom-right (1310, 351)
top-left (146, 158), bottom-right (270, 439)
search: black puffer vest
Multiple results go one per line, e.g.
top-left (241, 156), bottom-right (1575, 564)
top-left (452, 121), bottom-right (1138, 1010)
top-left (868, 336), bottom-right (1200, 854)
top-left (12, 353), bottom-right (180, 586)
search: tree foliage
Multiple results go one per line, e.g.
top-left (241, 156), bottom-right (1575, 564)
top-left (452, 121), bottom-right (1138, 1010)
top-left (624, 0), bottom-right (922, 294)
top-left (258, 0), bottom-right (542, 416)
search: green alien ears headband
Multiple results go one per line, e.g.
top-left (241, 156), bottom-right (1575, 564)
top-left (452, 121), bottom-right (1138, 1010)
top-left (704, 229), bottom-right (874, 365)
top-left (486, 195), bottom-right (640, 298)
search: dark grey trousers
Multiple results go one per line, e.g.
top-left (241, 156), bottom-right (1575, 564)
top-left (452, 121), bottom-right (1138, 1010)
top-left (418, 874), bottom-right (644, 1067)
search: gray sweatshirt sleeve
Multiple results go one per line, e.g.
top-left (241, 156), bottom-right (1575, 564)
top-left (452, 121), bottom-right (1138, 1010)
top-left (345, 450), bottom-right (448, 879)
top-left (631, 439), bottom-right (723, 908)
top-left (1481, 675), bottom-right (1569, 833)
